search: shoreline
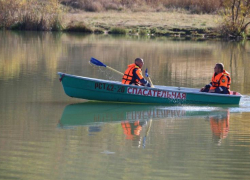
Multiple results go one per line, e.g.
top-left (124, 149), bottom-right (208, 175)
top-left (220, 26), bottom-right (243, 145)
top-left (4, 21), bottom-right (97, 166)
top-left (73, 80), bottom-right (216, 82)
top-left (2, 11), bottom-right (250, 40)
top-left (64, 12), bottom-right (223, 39)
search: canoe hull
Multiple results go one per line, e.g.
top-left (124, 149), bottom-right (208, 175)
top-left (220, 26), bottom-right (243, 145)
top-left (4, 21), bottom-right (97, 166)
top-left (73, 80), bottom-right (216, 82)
top-left (58, 72), bottom-right (241, 105)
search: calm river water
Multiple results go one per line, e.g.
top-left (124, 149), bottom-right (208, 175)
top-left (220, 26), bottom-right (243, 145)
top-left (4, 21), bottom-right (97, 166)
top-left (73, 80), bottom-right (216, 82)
top-left (1, 31), bottom-right (250, 180)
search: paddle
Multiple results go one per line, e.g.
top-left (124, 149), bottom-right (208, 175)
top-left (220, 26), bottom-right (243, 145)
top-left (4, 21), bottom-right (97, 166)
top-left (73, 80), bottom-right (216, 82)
top-left (145, 68), bottom-right (155, 88)
top-left (90, 57), bottom-right (124, 76)
top-left (143, 119), bottom-right (152, 148)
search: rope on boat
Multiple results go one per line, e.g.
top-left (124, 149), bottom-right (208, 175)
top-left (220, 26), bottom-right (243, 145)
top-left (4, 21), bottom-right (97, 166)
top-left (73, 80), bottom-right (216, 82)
top-left (59, 74), bottom-right (65, 82)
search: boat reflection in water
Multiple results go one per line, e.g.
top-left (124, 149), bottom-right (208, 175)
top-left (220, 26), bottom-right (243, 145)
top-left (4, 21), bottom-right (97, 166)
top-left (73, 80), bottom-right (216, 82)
top-left (58, 102), bottom-right (230, 146)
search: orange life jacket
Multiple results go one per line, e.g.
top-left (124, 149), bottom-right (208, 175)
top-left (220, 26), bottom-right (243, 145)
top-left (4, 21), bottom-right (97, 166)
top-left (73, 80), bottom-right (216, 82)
top-left (122, 64), bottom-right (141, 85)
top-left (210, 70), bottom-right (231, 92)
top-left (121, 121), bottom-right (142, 140)
top-left (210, 112), bottom-right (230, 139)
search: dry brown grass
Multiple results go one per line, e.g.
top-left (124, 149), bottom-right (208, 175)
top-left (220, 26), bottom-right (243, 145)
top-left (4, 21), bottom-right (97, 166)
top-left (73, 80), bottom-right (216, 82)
top-left (64, 22), bottom-right (93, 32)
top-left (62, 0), bottom-right (222, 13)
top-left (0, 0), bottom-right (63, 30)
top-left (65, 12), bottom-right (221, 30)
top-left (163, 0), bottom-right (223, 13)
top-left (0, 0), bottom-right (223, 33)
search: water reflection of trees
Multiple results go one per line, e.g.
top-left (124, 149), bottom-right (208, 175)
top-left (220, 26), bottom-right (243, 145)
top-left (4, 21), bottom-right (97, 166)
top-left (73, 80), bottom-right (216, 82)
top-left (0, 31), bottom-right (64, 81)
top-left (1, 32), bottom-right (250, 94)
top-left (218, 42), bottom-right (250, 94)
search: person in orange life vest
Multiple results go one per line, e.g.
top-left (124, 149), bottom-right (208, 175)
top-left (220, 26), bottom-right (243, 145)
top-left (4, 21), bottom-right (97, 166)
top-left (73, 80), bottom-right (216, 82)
top-left (121, 120), bottom-right (149, 148)
top-left (121, 121), bottom-right (144, 140)
top-left (210, 111), bottom-right (230, 145)
top-left (122, 58), bottom-right (151, 87)
top-left (200, 63), bottom-right (231, 94)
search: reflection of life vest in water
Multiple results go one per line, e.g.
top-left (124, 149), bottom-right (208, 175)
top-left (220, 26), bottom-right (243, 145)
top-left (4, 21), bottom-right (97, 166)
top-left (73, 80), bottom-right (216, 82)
top-left (121, 121), bottom-right (142, 140)
top-left (210, 112), bottom-right (230, 139)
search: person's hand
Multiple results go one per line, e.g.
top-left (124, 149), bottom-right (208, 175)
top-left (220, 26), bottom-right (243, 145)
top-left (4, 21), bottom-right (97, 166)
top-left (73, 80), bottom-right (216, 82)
top-left (200, 87), bottom-right (205, 92)
top-left (209, 89), bottom-right (215, 93)
top-left (205, 85), bottom-right (211, 89)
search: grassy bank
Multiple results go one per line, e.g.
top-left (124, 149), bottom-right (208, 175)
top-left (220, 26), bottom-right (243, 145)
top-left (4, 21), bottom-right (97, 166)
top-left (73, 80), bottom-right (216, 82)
top-left (0, 9), bottom-right (225, 38)
top-left (64, 12), bottom-right (222, 38)
top-left (1, 0), bottom-right (249, 39)
top-left (61, 0), bottom-right (222, 14)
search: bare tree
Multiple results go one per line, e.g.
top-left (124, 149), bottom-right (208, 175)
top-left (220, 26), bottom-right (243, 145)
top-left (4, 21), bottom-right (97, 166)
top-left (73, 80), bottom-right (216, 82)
top-left (221, 0), bottom-right (250, 38)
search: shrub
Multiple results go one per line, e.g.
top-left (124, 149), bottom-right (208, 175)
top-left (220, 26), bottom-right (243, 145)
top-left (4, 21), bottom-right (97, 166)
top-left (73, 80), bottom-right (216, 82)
top-left (84, 1), bottom-right (103, 12)
top-left (129, 29), bottom-right (138, 34)
top-left (108, 27), bottom-right (127, 34)
top-left (0, 0), bottom-right (63, 31)
top-left (94, 28), bottom-right (105, 34)
top-left (104, 2), bottom-right (122, 11)
top-left (52, 18), bottom-right (64, 31)
top-left (150, 27), bottom-right (157, 34)
top-left (0, 0), bottom-right (24, 29)
top-left (220, 0), bottom-right (250, 38)
top-left (64, 22), bottom-right (93, 33)
top-left (139, 29), bottom-right (148, 36)
top-left (163, 0), bottom-right (222, 14)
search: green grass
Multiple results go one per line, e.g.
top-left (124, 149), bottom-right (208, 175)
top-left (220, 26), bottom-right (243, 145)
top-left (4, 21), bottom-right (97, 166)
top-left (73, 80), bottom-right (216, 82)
top-left (201, 22), bottom-right (206, 26)
top-left (94, 28), bottom-right (105, 34)
top-left (139, 29), bottom-right (148, 36)
top-left (129, 29), bottom-right (138, 34)
top-left (64, 22), bottom-right (93, 33)
top-left (108, 27), bottom-right (127, 34)
top-left (51, 18), bottom-right (64, 31)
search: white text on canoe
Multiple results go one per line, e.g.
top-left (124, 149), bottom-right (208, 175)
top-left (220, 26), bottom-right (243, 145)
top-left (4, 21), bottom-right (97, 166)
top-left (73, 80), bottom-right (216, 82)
top-left (95, 83), bottom-right (125, 93)
top-left (127, 87), bottom-right (186, 99)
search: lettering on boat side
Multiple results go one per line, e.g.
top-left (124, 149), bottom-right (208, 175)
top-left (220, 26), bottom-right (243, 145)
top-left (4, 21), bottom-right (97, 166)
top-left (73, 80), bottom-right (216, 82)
top-left (127, 87), bottom-right (186, 100)
top-left (93, 109), bottom-right (186, 122)
top-left (94, 83), bottom-right (125, 93)
top-left (126, 109), bottom-right (186, 120)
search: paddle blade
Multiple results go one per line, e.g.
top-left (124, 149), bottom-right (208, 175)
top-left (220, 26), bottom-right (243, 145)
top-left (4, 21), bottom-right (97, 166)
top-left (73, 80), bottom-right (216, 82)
top-left (143, 136), bottom-right (146, 148)
top-left (90, 57), bottom-right (107, 67)
top-left (145, 68), bottom-right (149, 77)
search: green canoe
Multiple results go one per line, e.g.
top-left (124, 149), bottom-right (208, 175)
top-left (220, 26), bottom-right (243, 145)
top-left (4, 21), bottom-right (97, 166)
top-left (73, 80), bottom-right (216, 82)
top-left (58, 102), bottom-right (229, 128)
top-left (58, 72), bottom-right (242, 105)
